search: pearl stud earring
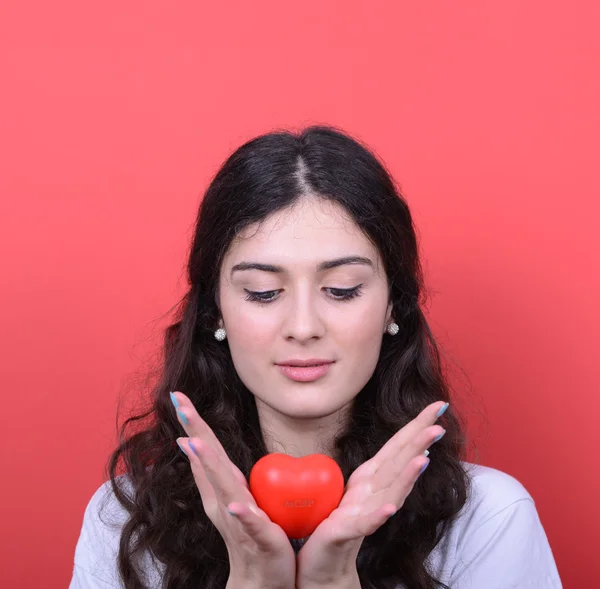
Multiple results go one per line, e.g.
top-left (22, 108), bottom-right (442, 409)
top-left (387, 322), bottom-right (399, 336)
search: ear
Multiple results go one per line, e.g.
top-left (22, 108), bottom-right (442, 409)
top-left (213, 294), bottom-right (223, 331)
top-left (214, 285), bottom-right (221, 311)
top-left (385, 301), bottom-right (394, 324)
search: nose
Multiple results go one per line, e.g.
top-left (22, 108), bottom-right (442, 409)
top-left (281, 289), bottom-right (326, 342)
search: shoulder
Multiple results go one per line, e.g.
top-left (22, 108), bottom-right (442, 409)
top-left (448, 461), bottom-right (540, 559)
top-left (78, 474), bottom-right (134, 544)
top-left (71, 475), bottom-right (164, 588)
top-left (457, 460), bottom-right (562, 553)
top-left (86, 474), bottom-right (133, 516)
top-left (427, 462), bottom-right (563, 587)
top-left (71, 476), bottom-right (132, 585)
top-left (462, 461), bottom-right (535, 519)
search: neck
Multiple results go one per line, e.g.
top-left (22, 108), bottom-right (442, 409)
top-left (256, 399), bottom-right (352, 459)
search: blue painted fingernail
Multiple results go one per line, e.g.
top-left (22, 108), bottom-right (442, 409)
top-left (177, 409), bottom-right (189, 425)
top-left (433, 429), bottom-right (446, 443)
top-left (418, 459), bottom-right (430, 476)
top-left (176, 439), bottom-right (187, 455)
top-left (170, 392), bottom-right (179, 408)
top-left (424, 449), bottom-right (430, 457)
top-left (436, 402), bottom-right (449, 419)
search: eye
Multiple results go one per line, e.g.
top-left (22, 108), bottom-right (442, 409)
top-left (325, 285), bottom-right (363, 301)
top-left (244, 289), bottom-right (280, 304)
top-left (243, 285), bottom-right (364, 304)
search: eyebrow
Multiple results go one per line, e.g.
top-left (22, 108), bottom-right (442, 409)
top-left (230, 255), bottom-right (374, 277)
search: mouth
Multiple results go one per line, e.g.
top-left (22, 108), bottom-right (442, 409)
top-left (277, 359), bottom-right (334, 367)
top-left (275, 359), bottom-right (335, 382)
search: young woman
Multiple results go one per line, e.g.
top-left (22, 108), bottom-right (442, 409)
top-left (69, 126), bottom-right (562, 589)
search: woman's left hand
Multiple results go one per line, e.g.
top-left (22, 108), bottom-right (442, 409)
top-left (295, 400), bottom-right (449, 589)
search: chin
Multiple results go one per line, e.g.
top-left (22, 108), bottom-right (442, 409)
top-left (277, 399), bottom-right (351, 421)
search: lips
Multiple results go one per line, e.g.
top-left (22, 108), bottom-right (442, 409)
top-left (276, 359), bottom-right (334, 382)
top-left (277, 359), bottom-right (334, 367)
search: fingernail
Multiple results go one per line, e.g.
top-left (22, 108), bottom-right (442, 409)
top-left (169, 391), bottom-right (179, 409)
top-left (418, 459), bottom-right (430, 477)
top-left (227, 508), bottom-right (238, 518)
top-left (424, 449), bottom-right (430, 457)
top-left (176, 439), bottom-right (187, 455)
top-left (177, 410), bottom-right (189, 426)
top-left (433, 429), bottom-right (446, 443)
top-left (188, 439), bottom-right (200, 458)
top-left (436, 402), bottom-right (449, 419)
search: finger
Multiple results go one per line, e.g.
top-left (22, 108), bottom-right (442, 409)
top-left (230, 465), bottom-right (250, 488)
top-left (345, 455), bottom-right (428, 540)
top-left (172, 393), bottom-right (249, 489)
top-left (370, 424), bottom-right (443, 492)
top-left (370, 401), bottom-right (448, 468)
top-left (327, 503), bottom-right (397, 543)
top-left (354, 504), bottom-right (398, 539)
top-left (347, 401), bottom-right (446, 485)
top-left (178, 437), bottom-right (217, 505)
top-left (188, 437), bottom-right (252, 508)
top-left (381, 454), bottom-right (430, 510)
top-left (170, 391), bottom-right (232, 463)
top-left (226, 502), bottom-right (282, 550)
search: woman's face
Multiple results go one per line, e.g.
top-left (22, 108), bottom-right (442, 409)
top-left (218, 196), bottom-right (393, 422)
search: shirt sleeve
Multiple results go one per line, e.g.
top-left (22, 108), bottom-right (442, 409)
top-left (450, 497), bottom-right (563, 588)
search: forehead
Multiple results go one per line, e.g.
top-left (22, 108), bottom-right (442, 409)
top-left (222, 197), bottom-right (382, 269)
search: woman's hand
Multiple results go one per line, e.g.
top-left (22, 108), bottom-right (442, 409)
top-left (170, 391), bottom-right (296, 589)
top-left (295, 400), bottom-right (449, 589)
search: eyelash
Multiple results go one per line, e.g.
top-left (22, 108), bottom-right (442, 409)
top-left (244, 285), bottom-right (364, 304)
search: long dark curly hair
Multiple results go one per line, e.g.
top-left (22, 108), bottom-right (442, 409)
top-left (106, 125), bottom-right (472, 589)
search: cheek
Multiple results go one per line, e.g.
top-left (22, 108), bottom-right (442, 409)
top-left (225, 325), bottom-right (264, 393)
top-left (224, 308), bottom-right (278, 378)
top-left (336, 298), bottom-right (386, 342)
top-left (226, 307), bottom-right (277, 346)
top-left (332, 303), bottom-right (387, 373)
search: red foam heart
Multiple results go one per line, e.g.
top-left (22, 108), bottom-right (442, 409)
top-left (249, 453), bottom-right (345, 539)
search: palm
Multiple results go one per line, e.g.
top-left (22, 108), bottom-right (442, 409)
top-left (304, 465), bottom-right (386, 546)
top-left (295, 471), bottom-right (382, 588)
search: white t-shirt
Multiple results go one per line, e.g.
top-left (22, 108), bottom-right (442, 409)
top-left (69, 462), bottom-right (563, 588)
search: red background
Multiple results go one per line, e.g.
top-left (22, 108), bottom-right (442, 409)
top-left (1, 2), bottom-right (598, 587)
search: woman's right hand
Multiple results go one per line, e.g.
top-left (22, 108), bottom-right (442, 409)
top-left (170, 391), bottom-right (296, 589)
